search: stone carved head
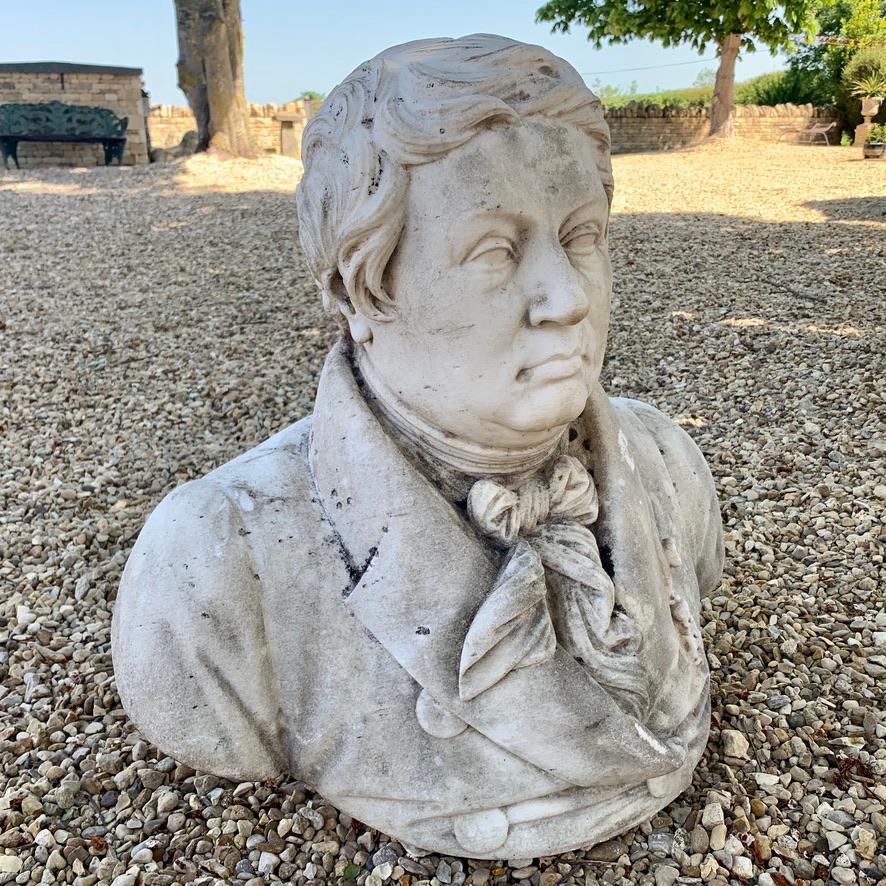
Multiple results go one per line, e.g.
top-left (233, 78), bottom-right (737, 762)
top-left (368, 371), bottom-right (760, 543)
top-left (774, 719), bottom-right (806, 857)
top-left (297, 35), bottom-right (614, 449)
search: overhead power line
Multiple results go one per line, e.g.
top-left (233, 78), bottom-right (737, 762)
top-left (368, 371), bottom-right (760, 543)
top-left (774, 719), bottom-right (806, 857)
top-left (581, 57), bottom-right (717, 76)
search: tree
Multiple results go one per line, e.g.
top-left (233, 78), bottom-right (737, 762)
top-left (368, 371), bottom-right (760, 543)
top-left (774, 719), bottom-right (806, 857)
top-left (174, 0), bottom-right (255, 156)
top-left (693, 67), bottom-right (718, 88)
top-left (536, 0), bottom-right (820, 137)
top-left (298, 90), bottom-right (326, 102)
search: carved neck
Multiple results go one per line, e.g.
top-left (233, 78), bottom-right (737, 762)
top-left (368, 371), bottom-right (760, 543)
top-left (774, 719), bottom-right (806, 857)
top-left (355, 348), bottom-right (565, 480)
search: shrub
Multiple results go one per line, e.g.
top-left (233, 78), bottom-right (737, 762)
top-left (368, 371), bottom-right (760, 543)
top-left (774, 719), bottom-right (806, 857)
top-left (843, 45), bottom-right (886, 95)
top-left (734, 69), bottom-right (823, 105)
top-left (601, 85), bottom-right (711, 109)
top-left (865, 122), bottom-right (886, 142)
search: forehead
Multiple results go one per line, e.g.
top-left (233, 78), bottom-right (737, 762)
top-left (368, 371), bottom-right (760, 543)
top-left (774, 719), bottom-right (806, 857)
top-left (405, 119), bottom-right (608, 222)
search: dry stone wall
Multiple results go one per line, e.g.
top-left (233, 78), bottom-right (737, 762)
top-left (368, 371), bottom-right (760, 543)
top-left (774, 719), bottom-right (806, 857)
top-left (150, 100), bottom-right (838, 161)
top-left (0, 63), bottom-right (149, 167)
top-left (148, 100), bottom-right (314, 157)
top-left (606, 103), bottom-right (839, 153)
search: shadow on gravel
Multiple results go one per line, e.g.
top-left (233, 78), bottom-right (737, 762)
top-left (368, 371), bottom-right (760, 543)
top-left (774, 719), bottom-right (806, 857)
top-left (803, 196), bottom-right (886, 222)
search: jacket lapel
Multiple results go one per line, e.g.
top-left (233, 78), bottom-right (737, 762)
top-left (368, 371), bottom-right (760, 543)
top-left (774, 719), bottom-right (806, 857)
top-left (308, 349), bottom-right (690, 788)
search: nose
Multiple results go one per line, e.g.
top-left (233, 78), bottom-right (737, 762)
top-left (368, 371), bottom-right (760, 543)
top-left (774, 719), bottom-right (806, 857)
top-left (525, 241), bottom-right (591, 328)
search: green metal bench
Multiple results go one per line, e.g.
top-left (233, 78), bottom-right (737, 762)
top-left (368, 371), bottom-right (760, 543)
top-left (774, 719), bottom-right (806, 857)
top-left (0, 101), bottom-right (128, 169)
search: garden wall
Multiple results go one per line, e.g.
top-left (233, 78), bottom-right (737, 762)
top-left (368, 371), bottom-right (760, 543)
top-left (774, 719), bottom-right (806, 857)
top-left (606, 103), bottom-right (839, 153)
top-left (149, 100), bottom-right (838, 161)
top-left (0, 62), bottom-right (149, 167)
top-left (148, 100), bottom-right (316, 157)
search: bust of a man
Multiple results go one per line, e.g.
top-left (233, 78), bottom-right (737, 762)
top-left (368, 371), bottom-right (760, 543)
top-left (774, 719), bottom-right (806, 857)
top-left (112, 35), bottom-right (723, 858)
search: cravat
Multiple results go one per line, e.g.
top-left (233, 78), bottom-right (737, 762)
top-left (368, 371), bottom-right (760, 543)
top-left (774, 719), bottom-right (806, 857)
top-left (462, 454), bottom-right (650, 719)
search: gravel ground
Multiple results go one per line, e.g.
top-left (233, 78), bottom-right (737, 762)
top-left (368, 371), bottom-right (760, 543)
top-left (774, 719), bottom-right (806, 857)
top-left (1, 141), bottom-right (884, 886)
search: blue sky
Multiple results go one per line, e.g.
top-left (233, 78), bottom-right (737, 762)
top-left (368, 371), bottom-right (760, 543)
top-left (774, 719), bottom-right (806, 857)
top-left (3, 0), bottom-right (789, 105)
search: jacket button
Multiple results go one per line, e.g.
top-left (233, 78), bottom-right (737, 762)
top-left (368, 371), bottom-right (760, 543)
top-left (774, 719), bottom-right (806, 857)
top-left (453, 808), bottom-right (509, 855)
top-left (415, 689), bottom-right (467, 738)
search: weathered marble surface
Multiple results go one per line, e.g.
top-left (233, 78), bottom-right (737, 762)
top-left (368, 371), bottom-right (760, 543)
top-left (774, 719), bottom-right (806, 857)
top-left (113, 34), bottom-right (724, 858)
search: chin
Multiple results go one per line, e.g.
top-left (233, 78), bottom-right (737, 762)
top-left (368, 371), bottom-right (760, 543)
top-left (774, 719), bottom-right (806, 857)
top-left (503, 379), bottom-right (590, 435)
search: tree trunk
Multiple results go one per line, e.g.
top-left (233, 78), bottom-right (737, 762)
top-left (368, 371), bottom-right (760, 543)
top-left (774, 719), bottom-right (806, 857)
top-left (174, 0), bottom-right (255, 156)
top-left (709, 33), bottom-right (741, 139)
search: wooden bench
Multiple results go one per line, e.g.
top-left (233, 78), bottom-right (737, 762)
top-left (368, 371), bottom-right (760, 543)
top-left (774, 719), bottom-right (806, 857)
top-left (0, 101), bottom-right (128, 169)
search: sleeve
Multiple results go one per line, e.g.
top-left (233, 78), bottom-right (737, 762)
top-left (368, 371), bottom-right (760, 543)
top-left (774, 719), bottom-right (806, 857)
top-left (627, 401), bottom-right (725, 597)
top-left (111, 478), bottom-right (288, 781)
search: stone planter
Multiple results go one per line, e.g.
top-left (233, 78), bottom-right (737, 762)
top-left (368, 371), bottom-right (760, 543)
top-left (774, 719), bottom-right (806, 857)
top-left (861, 96), bottom-right (883, 118)
top-left (863, 141), bottom-right (885, 159)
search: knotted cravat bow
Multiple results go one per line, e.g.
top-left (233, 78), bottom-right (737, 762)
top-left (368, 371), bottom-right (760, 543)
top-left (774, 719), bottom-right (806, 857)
top-left (462, 455), bottom-right (650, 718)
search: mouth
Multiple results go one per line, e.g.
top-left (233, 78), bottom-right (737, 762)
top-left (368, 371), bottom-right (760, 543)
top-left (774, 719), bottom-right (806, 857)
top-left (516, 352), bottom-right (585, 384)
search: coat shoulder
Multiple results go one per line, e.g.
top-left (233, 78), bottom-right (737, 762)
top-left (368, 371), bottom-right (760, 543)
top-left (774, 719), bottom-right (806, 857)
top-left (610, 397), bottom-right (724, 596)
top-left (111, 416), bottom-right (315, 780)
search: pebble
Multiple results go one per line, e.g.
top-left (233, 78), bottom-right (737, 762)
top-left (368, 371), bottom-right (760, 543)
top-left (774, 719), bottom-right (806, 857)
top-left (720, 729), bottom-right (749, 759)
top-left (701, 802), bottom-right (725, 829)
top-left (853, 826), bottom-right (877, 859)
top-left (732, 855), bottom-right (753, 879)
top-left (257, 851), bottom-right (279, 875)
top-left (690, 825), bottom-right (709, 854)
top-left (654, 864), bottom-right (679, 886)
top-left (828, 831), bottom-right (849, 851)
top-left (156, 790), bottom-right (179, 814)
top-left (699, 855), bottom-right (718, 879)
top-left (709, 824), bottom-right (727, 851)
top-left (648, 830), bottom-right (674, 855)
top-left (0, 857), bottom-right (23, 874)
top-left (587, 837), bottom-right (628, 861)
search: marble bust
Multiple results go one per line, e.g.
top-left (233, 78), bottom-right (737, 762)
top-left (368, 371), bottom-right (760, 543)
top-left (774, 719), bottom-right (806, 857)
top-left (112, 34), bottom-right (724, 858)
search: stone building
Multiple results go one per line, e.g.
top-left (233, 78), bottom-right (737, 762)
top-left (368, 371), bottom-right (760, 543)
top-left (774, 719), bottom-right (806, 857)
top-left (0, 62), bottom-right (149, 167)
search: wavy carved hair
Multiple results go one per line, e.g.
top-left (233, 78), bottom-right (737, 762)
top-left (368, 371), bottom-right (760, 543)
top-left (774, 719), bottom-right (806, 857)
top-left (296, 34), bottom-right (613, 334)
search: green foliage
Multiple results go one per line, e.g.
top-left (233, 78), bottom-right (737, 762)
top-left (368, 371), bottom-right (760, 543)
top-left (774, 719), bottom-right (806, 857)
top-left (733, 69), bottom-right (823, 104)
top-left (865, 122), bottom-right (886, 140)
top-left (536, 0), bottom-right (820, 132)
top-left (596, 71), bottom-right (829, 108)
top-left (843, 44), bottom-right (886, 94)
top-left (536, 0), bottom-right (819, 54)
top-left (601, 85), bottom-right (712, 107)
top-left (298, 90), bottom-right (325, 101)
top-left (590, 77), bottom-right (638, 102)
top-left (841, 129), bottom-right (854, 142)
top-left (786, 0), bottom-right (886, 124)
top-left (849, 70), bottom-right (886, 93)
top-left (693, 67), bottom-right (717, 87)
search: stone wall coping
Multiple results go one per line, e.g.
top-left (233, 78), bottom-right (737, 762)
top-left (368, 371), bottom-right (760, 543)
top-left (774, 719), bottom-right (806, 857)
top-left (150, 100), bottom-right (310, 118)
top-left (0, 61), bottom-right (143, 76)
top-left (603, 101), bottom-right (833, 118)
top-left (148, 100), bottom-right (834, 122)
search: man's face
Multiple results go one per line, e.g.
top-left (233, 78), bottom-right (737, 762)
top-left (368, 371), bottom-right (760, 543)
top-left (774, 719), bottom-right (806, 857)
top-left (357, 119), bottom-right (612, 449)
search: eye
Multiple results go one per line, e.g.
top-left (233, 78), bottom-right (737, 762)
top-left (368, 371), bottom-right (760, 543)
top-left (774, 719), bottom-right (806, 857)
top-left (561, 227), bottom-right (603, 256)
top-left (464, 237), bottom-right (516, 269)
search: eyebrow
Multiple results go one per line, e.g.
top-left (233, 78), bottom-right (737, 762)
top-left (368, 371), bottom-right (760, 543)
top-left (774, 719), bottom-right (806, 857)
top-left (559, 197), bottom-right (608, 236)
top-left (449, 210), bottom-right (522, 264)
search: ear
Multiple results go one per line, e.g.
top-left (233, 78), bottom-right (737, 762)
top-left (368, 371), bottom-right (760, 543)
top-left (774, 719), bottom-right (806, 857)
top-left (339, 304), bottom-right (373, 344)
top-left (321, 269), bottom-right (374, 344)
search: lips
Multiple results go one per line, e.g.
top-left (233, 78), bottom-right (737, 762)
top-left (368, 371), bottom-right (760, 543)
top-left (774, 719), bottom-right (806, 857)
top-left (517, 352), bottom-right (585, 383)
